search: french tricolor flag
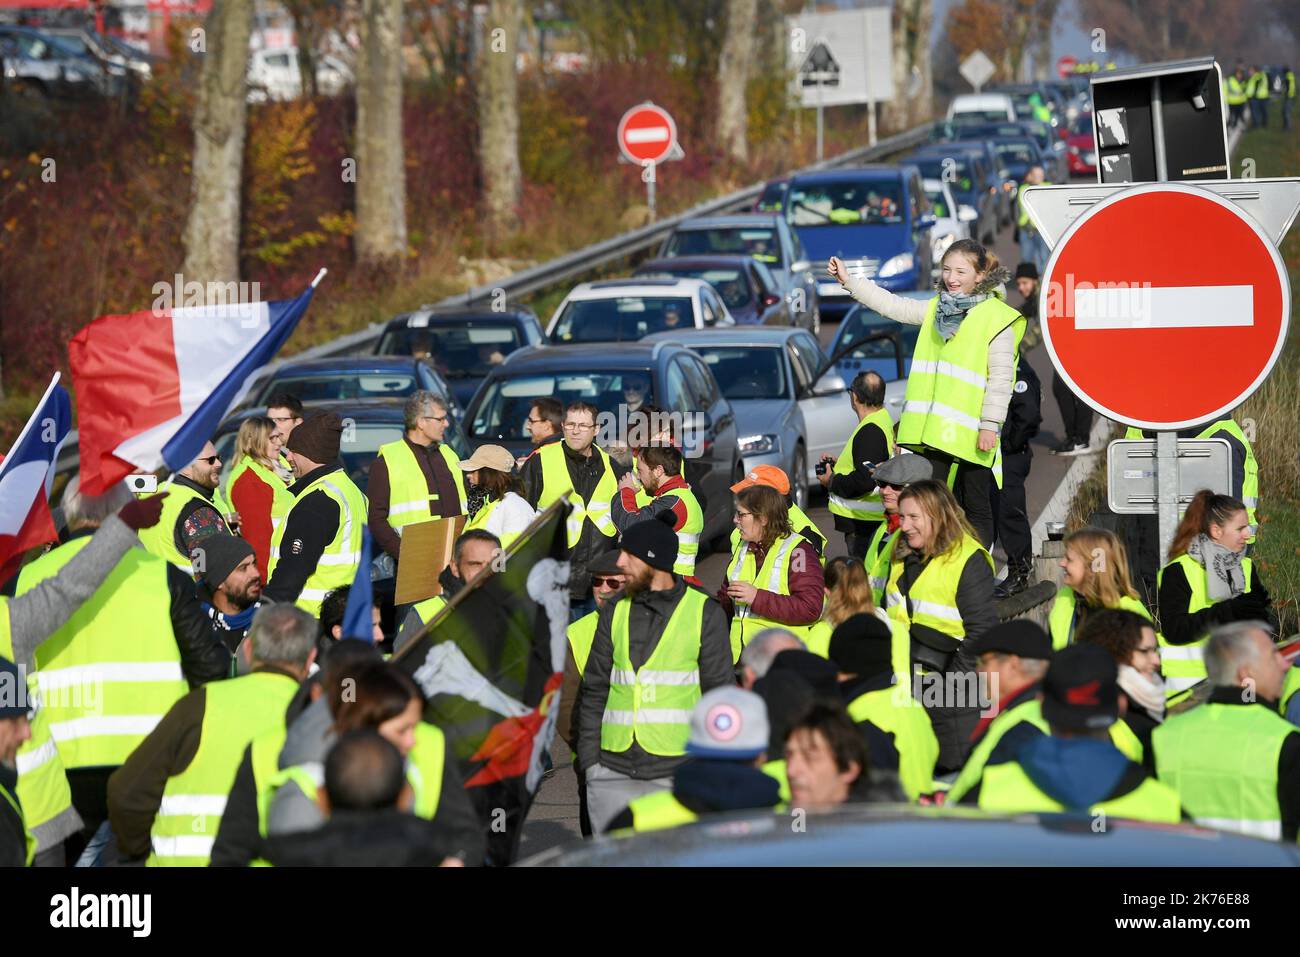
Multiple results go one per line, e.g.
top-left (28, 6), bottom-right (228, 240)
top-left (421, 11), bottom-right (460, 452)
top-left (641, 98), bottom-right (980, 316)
top-left (0, 373), bottom-right (72, 581)
top-left (70, 272), bottom-right (325, 496)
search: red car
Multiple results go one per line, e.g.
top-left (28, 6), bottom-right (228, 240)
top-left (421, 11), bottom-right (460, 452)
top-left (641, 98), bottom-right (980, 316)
top-left (1067, 112), bottom-right (1096, 176)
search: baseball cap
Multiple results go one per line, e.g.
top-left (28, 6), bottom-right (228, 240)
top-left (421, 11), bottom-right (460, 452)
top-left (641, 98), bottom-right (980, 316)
top-left (587, 548), bottom-right (623, 577)
top-left (1041, 643), bottom-right (1120, 731)
top-left (459, 445), bottom-right (516, 473)
top-left (731, 464), bottom-right (790, 495)
top-left (687, 686), bottom-right (769, 760)
top-left (966, 620), bottom-right (1052, 661)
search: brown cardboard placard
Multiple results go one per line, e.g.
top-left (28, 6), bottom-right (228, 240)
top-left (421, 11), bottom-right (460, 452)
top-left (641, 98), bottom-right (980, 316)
top-left (393, 515), bottom-right (466, 605)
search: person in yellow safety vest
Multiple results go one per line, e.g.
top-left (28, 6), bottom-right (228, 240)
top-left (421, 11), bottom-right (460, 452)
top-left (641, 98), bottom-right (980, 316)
top-left (805, 557), bottom-right (897, 664)
top-left (729, 465), bottom-right (827, 564)
top-left (1283, 65), bottom-right (1295, 132)
top-left (367, 391), bottom-right (466, 567)
top-left (1156, 491), bottom-right (1276, 702)
top-left (1152, 621), bottom-right (1300, 841)
top-left (1249, 64), bottom-right (1270, 128)
top-left (609, 686), bottom-right (781, 832)
top-left (105, 604), bottom-right (317, 865)
top-left (830, 240), bottom-right (1026, 548)
top-left (861, 453), bottom-right (933, 606)
top-left (458, 444), bottom-right (537, 551)
top-left (831, 613), bottom-right (939, 801)
top-left (520, 396), bottom-right (564, 467)
top-left (135, 440), bottom-right (231, 574)
top-left (610, 443), bottom-right (705, 582)
top-left (1076, 608), bottom-right (1168, 762)
top-left (1225, 65), bottom-right (1249, 131)
top-left (786, 702), bottom-right (882, 810)
top-left (575, 519), bottom-right (734, 834)
top-left (977, 644), bottom-right (1182, 824)
top-left (392, 529), bottom-right (502, 651)
top-left (947, 620), bottom-right (1052, 805)
top-left (0, 493), bottom-right (170, 866)
top-left (1027, 91), bottom-right (1052, 124)
top-left (720, 484), bottom-right (826, 663)
top-left (0, 655), bottom-right (35, 867)
top-left (883, 479), bottom-right (998, 772)
top-left (224, 415), bottom-right (294, 578)
top-left (817, 369), bottom-right (894, 562)
top-left (1048, 527), bottom-right (1153, 651)
top-left (20, 482), bottom-right (233, 864)
top-left (263, 412), bottom-right (369, 617)
top-left (1015, 165), bottom-right (1049, 276)
top-left (519, 399), bottom-right (624, 623)
top-left (558, 551), bottom-right (627, 838)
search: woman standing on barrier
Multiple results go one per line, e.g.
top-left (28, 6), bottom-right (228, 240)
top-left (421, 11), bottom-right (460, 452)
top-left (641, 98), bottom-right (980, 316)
top-left (1048, 527), bottom-right (1152, 651)
top-left (1157, 490), bottom-right (1276, 703)
top-left (828, 240), bottom-right (1025, 547)
top-left (882, 479), bottom-right (997, 772)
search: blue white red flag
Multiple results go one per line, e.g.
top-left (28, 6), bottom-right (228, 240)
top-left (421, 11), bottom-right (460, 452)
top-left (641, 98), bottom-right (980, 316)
top-left (0, 373), bottom-right (72, 581)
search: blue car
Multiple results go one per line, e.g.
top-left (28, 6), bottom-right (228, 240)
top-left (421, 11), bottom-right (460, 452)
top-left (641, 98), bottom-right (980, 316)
top-left (783, 165), bottom-right (934, 322)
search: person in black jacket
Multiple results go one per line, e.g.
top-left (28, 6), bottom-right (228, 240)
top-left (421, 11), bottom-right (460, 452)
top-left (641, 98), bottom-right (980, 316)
top-left (992, 356), bottom-right (1042, 598)
top-left (1076, 608), bottom-right (1165, 758)
top-left (817, 370), bottom-right (893, 561)
top-left (0, 655), bottom-right (33, 867)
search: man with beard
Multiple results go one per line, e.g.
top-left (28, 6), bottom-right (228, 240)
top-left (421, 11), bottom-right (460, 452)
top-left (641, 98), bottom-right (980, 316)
top-left (136, 440), bottom-right (231, 572)
top-left (576, 519), bottom-right (732, 833)
top-left (195, 534), bottom-right (264, 653)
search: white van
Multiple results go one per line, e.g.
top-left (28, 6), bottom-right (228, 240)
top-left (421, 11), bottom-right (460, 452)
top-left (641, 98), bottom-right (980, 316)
top-left (947, 93), bottom-right (1017, 123)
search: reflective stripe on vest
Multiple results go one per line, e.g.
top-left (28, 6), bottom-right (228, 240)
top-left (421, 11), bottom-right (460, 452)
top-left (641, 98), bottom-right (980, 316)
top-left (1156, 554), bottom-right (1254, 698)
top-left (537, 442), bottom-right (618, 548)
top-left (729, 503), bottom-right (827, 569)
top-left (846, 684), bottom-right (939, 800)
top-left (267, 469), bottom-right (368, 616)
top-left (978, 760), bottom-right (1181, 823)
top-left (134, 478), bottom-right (214, 571)
top-left (945, 697), bottom-right (1048, 804)
top-left (1153, 701), bottom-right (1292, 840)
top-left (148, 671), bottom-right (299, 866)
top-left (658, 486), bottom-right (705, 576)
top-left (567, 610), bottom-right (599, 677)
top-left (377, 440), bottom-right (467, 532)
top-left (626, 789), bottom-right (697, 832)
top-left (726, 532), bottom-right (815, 662)
top-left (828, 408), bottom-right (895, 523)
top-left (1047, 587), bottom-right (1152, 652)
top-left (884, 534), bottom-right (992, 641)
top-left (19, 538), bottom-right (185, 770)
top-left (224, 456), bottom-right (294, 538)
top-left (896, 297), bottom-right (1024, 485)
top-left (600, 589), bottom-right (707, 756)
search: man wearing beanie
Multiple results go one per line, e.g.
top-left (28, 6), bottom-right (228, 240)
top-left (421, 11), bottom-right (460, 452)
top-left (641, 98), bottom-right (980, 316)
top-left (576, 519), bottom-right (732, 834)
top-left (264, 411), bottom-right (369, 616)
top-left (831, 614), bottom-right (939, 800)
top-left (194, 533), bottom-right (263, 652)
top-left (975, 644), bottom-right (1181, 823)
top-left (607, 687), bottom-right (782, 832)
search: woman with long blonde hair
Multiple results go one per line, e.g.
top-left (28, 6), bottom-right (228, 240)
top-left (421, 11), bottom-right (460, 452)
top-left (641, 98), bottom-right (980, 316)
top-left (226, 415), bottom-right (293, 574)
top-left (1048, 527), bottom-right (1151, 651)
top-left (805, 557), bottom-right (890, 658)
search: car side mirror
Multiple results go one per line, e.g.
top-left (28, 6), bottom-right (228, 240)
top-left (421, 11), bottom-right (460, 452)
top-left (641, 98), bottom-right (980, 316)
top-left (917, 214), bottom-right (937, 230)
top-left (813, 370), bottom-right (847, 397)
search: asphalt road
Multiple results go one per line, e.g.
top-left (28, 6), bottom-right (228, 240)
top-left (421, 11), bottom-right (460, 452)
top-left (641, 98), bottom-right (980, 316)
top-left (516, 201), bottom-right (1085, 860)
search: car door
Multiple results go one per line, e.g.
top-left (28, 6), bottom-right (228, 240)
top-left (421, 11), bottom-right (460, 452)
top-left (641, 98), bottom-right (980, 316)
top-left (787, 334), bottom-right (851, 470)
top-left (750, 261), bottom-right (787, 325)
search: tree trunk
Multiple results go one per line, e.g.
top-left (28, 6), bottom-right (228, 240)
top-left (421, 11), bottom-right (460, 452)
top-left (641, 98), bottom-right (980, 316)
top-left (182, 0), bottom-right (254, 290)
top-left (477, 0), bottom-right (522, 241)
top-left (354, 0), bottom-right (407, 270)
top-left (716, 0), bottom-right (757, 163)
top-left (1033, 0), bottom-right (1058, 81)
top-left (880, 0), bottom-right (933, 132)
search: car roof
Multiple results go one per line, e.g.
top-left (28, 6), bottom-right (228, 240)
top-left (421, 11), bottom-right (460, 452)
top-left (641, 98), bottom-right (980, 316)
top-left (383, 306), bottom-right (534, 329)
top-left (789, 165), bottom-right (903, 184)
top-left (563, 278), bottom-right (708, 299)
top-left (491, 342), bottom-right (676, 374)
top-left (266, 356), bottom-right (425, 376)
top-left (674, 214), bottom-right (782, 230)
top-left (217, 397), bottom-right (407, 434)
top-left (635, 255), bottom-right (756, 272)
top-left (642, 327), bottom-right (812, 347)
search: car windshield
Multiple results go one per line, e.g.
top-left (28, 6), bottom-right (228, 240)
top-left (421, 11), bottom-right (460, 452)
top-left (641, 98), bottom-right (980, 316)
top-left (664, 227), bottom-right (782, 265)
top-left (1073, 113), bottom-right (1094, 136)
top-left (786, 181), bottom-right (905, 227)
top-left (994, 141), bottom-right (1036, 165)
top-left (755, 182), bottom-right (787, 213)
top-left (833, 304), bottom-right (922, 381)
top-left (256, 372), bottom-right (417, 404)
top-left (639, 267), bottom-right (751, 309)
top-left (550, 296), bottom-right (694, 343)
top-left (912, 157), bottom-right (976, 196)
top-left (471, 372), bottom-right (655, 441)
top-left (955, 108), bottom-right (1012, 122)
top-left (692, 346), bottom-right (786, 400)
top-left (376, 321), bottom-right (521, 378)
top-left (922, 182), bottom-right (950, 218)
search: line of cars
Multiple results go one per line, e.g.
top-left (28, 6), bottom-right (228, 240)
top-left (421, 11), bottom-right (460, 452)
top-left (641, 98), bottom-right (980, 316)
top-left (0, 23), bottom-right (154, 100)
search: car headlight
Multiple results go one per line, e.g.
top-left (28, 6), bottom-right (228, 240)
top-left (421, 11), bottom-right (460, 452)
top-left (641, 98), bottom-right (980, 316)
top-left (738, 434), bottom-right (780, 456)
top-left (877, 253), bottom-right (914, 279)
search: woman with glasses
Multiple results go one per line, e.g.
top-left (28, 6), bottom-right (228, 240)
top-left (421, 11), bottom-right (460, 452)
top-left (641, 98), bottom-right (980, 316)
top-left (458, 444), bottom-right (536, 550)
top-left (1048, 527), bottom-right (1152, 652)
top-left (225, 415), bottom-right (294, 575)
top-left (1077, 608), bottom-right (1167, 760)
top-left (719, 484), bottom-right (824, 663)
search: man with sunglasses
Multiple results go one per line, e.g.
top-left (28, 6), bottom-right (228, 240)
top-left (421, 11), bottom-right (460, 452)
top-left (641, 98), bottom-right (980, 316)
top-left (817, 371), bottom-right (893, 562)
top-left (137, 440), bottom-right (231, 574)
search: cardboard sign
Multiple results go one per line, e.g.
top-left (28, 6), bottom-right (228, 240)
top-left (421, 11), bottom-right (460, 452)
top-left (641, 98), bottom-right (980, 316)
top-left (394, 515), bottom-right (466, 606)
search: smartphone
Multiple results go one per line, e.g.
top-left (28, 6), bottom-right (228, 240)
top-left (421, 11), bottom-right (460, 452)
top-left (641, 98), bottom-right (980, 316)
top-left (125, 474), bottom-right (158, 494)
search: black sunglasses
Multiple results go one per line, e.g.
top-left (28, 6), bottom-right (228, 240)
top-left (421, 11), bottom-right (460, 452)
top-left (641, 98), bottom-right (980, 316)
top-left (591, 576), bottom-right (624, 589)
top-left (877, 481), bottom-right (904, 492)
top-left (199, 456), bottom-right (220, 465)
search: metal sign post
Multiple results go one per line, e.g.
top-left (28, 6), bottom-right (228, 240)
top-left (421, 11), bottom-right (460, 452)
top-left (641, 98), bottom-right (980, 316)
top-left (799, 40), bottom-right (840, 164)
top-left (641, 160), bottom-right (656, 221)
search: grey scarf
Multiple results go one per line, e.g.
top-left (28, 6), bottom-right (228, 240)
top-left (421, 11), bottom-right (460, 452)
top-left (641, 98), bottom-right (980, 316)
top-left (1117, 665), bottom-right (1165, 723)
top-left (1186, 533), bottom-right (1247, 601)
top-left (933, 290), bottom-right (990, 340)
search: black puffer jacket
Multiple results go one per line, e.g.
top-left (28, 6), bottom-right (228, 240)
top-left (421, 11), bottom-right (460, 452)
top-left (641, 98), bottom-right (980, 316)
top-left (261, 809), bottom-right (458, 866)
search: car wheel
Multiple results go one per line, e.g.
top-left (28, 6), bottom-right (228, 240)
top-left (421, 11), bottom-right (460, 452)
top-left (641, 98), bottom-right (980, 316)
top-left (792, 445), bottom-right (809, 511)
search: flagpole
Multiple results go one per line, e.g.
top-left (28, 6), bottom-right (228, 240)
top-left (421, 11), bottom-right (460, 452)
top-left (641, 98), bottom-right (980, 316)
top-left (311, 268), bottom-right (328, 289)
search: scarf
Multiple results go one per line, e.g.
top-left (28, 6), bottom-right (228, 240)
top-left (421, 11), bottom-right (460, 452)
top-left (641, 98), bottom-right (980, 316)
top-left (933, 290), bottom-right (990, 340)
top-left (465, 484), bottom-right (490, 520)
top-left (1117, 665), bottom-right (1166, 723)
top-left (1186, 533), bottom-right (1246, 601)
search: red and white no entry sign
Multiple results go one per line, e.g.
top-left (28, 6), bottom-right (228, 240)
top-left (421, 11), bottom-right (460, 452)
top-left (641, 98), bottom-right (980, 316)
top-left (1041, 183), bottom-right (1290, 430)
top-left (617, 102), bottom-right (678, 165)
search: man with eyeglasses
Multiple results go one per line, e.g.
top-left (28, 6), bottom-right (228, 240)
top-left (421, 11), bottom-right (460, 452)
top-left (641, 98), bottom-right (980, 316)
top-left (519, 397), bottom-right (563, 467)
top-left (521, 400), bottom-right (625, 622)
top-left (368, 390), bottom-right (467, 564)
top-left (136, 440), bottom-right (231, 574)
top-left (817, 371), bottom-right (893, 562)
top-left (266, 393), bottom-right (305, 481)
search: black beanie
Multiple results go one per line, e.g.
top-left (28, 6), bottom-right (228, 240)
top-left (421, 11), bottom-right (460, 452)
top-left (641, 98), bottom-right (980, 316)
top-left (194, 532), bottom-right (255, 592)
top-left (287, 411), bottom-right (344, 464)
top-left (768, 649), bottom-right (841, 700)
top-left (619, 518), bottom-right (678, 573)
top-left (828, 613), bottom-right (894, 678)
top-left (754, 669), bottom-right (816, 755)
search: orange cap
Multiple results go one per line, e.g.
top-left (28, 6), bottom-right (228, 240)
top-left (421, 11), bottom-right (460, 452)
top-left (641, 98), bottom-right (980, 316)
top-left (730, 464), bottom-right (790, 495)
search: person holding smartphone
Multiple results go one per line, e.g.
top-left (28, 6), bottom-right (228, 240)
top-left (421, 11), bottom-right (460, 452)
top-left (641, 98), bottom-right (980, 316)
top-left (817, 370), bottom-right (893, 562)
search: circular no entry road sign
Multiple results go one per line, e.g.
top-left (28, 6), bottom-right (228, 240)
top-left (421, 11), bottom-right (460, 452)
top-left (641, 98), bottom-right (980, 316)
top-left (617, 102), bottom-right (678, 166)
top-left (1041, 182), bottom-right (1290, 430)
